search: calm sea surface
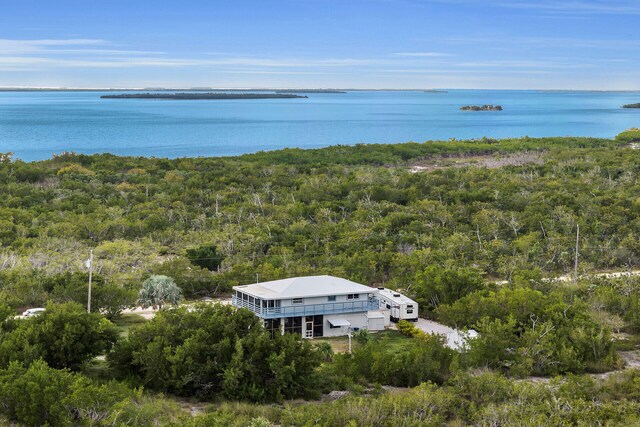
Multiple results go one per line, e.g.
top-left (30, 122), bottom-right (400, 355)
top-left (0, 90), bottom-right (638, 161)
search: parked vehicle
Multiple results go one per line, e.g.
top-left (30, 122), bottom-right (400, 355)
top-left (377, 288), bottom-right (419, 322)
top-left (22, 308), bottom-right (46, 318)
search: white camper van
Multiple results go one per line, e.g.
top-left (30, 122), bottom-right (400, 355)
top-left (377, 288), bottom-right (418, 322)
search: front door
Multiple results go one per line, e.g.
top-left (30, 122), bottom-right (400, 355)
top-left (305, 321), bottom-right (314, 338)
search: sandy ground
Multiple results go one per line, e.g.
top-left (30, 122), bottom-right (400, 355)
top-left (122, 297), bottom-right (232, 319)
top-left (494, 269), bottom-right (640, 286)
top-left (414, 318), bottom-right (457, 335)
top-left (553, 270), bottom-right (640, 283)
top-left (399, 318), bottom-right (477, 350)
top-left (408, 151), bottom-right (544, 173)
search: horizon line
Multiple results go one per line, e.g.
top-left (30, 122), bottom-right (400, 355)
top-left (1, 86), bottom-right (639, 92)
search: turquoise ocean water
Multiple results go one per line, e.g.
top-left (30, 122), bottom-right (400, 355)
top-left (0, 90), bottom-right (638, 161)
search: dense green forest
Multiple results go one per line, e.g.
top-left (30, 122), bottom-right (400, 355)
top-left (2, 131), bottom-right (640, 425)
top-left (1, 134), bottom-right (639, 307)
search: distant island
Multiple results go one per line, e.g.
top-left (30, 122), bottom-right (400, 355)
top-left (424, 89), bottom-right (448, 93)
top-left (622, 103), bottom-right (640, 109)
top-left (274, 89), bottom-right (346, 94)
top-left (460, 105), bottom-right (503, 111)
top-left (100, 92), bottom-right (308, 100)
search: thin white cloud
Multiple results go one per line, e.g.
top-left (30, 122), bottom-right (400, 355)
top-left (45, 49), bottom-right (166, 55)
top-left (444, 35), bottom-right (640, 50)
top-left (0, 41), bottom-right (395, 69)
top-left (0, 55), bottom-right (389, 70)
top-left (495, 0), bottom-right (640, 14)
top-left (454, 60), bottom-right (593, 69)
top-left (0, 36), bottom-right (635, 90)
top-left (0, 39), bottom-right (107, 54)
top-left (394, 52), bottom-right (453, 57)
top-left (425, 0), bottom-right (640, 15)
top-left (376, 68), bottom-right (554, 75)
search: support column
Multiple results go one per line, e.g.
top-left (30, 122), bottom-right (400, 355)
top-left (302, 318), bottom-right (307, 338)
top-left (280, 318), bottom-right (285, 335)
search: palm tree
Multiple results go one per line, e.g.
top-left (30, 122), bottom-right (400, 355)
top-left (137, 275), bottom-right (183, 309)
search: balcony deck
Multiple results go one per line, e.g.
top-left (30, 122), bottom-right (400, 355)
top-left (232, 296), bottom-right (379, 319)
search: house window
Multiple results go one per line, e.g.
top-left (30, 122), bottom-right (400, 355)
top-left (407, 305), bottom-right (414, 308)
top-left (327, 296), bottom-right (336, 302)
top-left (386, 304), bottom-right (391, 309)
top-left (284, 316), bottom-right (302, 335)
top-left (347, 294), bottom-right (360, 300)
top-left (407, 309), bottom-right (414, 314)
top-left (292, 298), bottom-right (304, 304)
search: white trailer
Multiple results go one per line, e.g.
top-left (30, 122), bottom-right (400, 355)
top-left (377, 288), bottom-right (418, 322)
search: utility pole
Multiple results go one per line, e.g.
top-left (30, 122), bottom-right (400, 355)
top-left (87, 249), bottom-right (94, 313)
top-left (573, 224), bottom-right (580, 284)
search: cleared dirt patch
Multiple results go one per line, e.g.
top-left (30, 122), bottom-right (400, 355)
top-left (407, 151), bottom-right (545, 173)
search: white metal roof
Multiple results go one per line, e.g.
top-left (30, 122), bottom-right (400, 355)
top-left (377, 288), bottom-right (418, 306)
top-left (233, 275), bottom-right (377, 300)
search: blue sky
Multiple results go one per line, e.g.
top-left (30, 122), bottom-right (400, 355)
top-left (0, 0), bottom-right (638, 89)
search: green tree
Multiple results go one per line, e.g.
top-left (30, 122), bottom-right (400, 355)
top-left (186, 243), bottom-right (225, 271)
top-left (46, 272), bottom-right (136, 320)
top-left (0, 302), bottom-right (118, 370)
top-left (410, 266), bottom-right (485, 316)
top-left (153, 257), bottom-right (223, 298)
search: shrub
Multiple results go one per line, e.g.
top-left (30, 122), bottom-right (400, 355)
top-left (615, 128), bottom-right (640, 143)
top-left (0, 302), bottom-right (118, 370)
top-left (56, 163), bottom-right (95, 176)
top-left (438, 287), bottom-right (619, 376)
top-left (397, 319), bottom-right (422, 337)
top-left (108, 304), bottom-right (323, 402)
top-left (0, 360), bottom-right (134, 426)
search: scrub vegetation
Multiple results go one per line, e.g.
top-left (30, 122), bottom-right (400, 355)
top-left (1, 132), bottom-right (640, 425)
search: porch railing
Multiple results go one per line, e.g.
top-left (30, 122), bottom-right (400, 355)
top-left (232, 296), bottom-right (379, 319)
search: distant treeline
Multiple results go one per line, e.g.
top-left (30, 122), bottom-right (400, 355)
top-left (274, 89), bottom-right (347, 93)
top-left (100, 92), bottom-right (308, 100)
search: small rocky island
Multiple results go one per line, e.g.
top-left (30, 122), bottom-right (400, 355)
top-left (101, 92), bottom-right (308, 100)
top-left (622, 103), bottom-right (640, 109)
top-left (460, 105), bottom-right (503, 111)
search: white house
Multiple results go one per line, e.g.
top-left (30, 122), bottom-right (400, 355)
top-left (377, 288), bottom-right (419, 322)
top-left (232, 275), bottom-right (387, 338)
